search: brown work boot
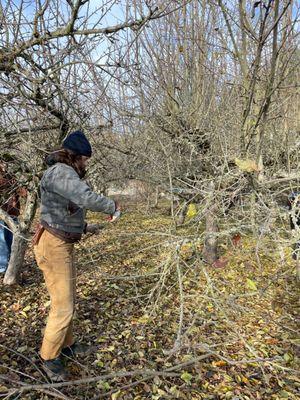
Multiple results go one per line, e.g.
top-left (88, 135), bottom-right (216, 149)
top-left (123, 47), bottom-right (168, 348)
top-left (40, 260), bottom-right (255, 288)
top-left (42, 356), bottom-right (68, 382)
top-left (61, 342), bottom-right (94, 358)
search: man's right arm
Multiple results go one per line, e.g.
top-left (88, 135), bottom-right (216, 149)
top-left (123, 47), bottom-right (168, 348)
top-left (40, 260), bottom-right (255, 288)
top-left (47, 164), bottom-right (116, 215)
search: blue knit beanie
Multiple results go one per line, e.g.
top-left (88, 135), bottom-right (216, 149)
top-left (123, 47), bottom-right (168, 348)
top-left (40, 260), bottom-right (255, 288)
top-left (63, 130), bottom-right (92, 157)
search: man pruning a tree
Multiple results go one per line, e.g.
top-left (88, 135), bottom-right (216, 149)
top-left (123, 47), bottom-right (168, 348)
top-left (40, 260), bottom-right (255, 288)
top-left (33, 130), bottom-right (121, 381)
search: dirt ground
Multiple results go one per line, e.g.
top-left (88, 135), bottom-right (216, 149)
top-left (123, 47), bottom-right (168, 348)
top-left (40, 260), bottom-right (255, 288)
top-left (0, 200), bottom-right (299, 399)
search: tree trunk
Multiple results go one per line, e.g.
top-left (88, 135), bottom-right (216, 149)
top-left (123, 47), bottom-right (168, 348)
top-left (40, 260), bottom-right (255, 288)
top-left (203, 203), bottom-right (219, 264)
top-left (153, 186), bottom-right (159, 208)
top-left (3, 230), bottom-right (28, 285)
top-left (3, 189), bottom-right (37, 285)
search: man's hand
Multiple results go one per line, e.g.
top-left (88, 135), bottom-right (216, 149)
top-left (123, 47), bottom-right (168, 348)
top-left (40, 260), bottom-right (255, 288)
top-left (86, 223), bottom-right (104, 235)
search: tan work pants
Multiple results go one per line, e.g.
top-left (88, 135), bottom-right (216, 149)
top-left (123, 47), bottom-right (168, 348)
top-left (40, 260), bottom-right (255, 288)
top-left (34, 230), bottom-right (76, 360)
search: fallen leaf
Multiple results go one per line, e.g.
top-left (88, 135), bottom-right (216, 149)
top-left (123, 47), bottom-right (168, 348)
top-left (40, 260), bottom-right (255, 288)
top-left (181, 371), bottom-right (192, 384)
top-left (235, 158), bottom-right (260, 173)
top-left (212, 360), bottom-right (227, 367)
top-left (213, 257), bottom-right (228, 268)
top-left (246, 278), bottom-right (257, 291)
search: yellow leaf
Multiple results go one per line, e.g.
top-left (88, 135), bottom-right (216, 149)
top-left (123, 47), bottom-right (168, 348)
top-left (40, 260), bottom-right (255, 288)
top-left (99, 345), bottom-right (115, 352)
top-left (20, 311), bottom-right (28, 318)
top-left (246, 278), bottom-right (257, 291)
top-left (23, 305), bottom-right (31, 312)
top-left (235, 158), bottom-right (260, 173)
top-left (218, 385), bottom-right (233, 393)
top-left (0, 386), bottom-right (8, 393)
top-left (181, 371), bottom-right (192, 384)
top-left (111, 391), bottom-right (121, 400)
top-left (180, 242), bottom-right (194, 260)
top-left (284, 353), bottom-right (293, 363)
top-left (187, 203), bottom-right (197, 219)
top-left (137, 314), bottom-right (150, 324)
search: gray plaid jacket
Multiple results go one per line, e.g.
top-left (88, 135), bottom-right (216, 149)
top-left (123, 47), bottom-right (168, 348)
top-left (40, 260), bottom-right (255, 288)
top-left (40, 163), bottom-right (115, 233)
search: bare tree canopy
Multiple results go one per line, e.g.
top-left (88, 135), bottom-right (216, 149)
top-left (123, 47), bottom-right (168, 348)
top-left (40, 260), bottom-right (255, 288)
top-left (0, 0), bottom-right (299, 398)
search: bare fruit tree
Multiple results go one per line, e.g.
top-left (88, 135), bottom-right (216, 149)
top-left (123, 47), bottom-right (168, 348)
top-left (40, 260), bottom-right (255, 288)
top-left (105, 0), bottom-right (299, 258)
top-left (0, 0), bottom-right (172, 284)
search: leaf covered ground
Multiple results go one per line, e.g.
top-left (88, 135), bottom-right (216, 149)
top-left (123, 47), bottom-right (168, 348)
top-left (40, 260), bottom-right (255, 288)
top-left (0, 200), bottom-right (299, 399)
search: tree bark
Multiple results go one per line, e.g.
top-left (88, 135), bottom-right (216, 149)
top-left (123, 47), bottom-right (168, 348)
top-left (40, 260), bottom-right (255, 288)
top-left (3, 189), bottom-right (37, 285)
top-left (203, 182), bottom-right (219, 264)
top-left (177, 202), bottom-right (188, 226)
top-left (3, 231), bottom-right (28, 285)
